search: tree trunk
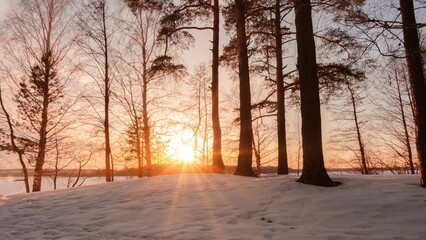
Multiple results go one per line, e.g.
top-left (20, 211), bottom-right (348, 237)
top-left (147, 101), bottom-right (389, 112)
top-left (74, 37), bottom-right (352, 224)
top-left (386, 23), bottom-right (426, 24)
top-left (104, 60), bottom-right (112, 182)
top-left (33, 53), bottom-right (51, 192)
top-left (294, 0), bottom-right (334, 186)
top-left (103, 1), bottom-right (112, 182)
top-left (211, 0), bottom-right (225, 173)
top-left (347, 84), bottom-right (368, 175)
top-left (234, 0), bottom-right (256, 177)
top-left (135, 117), bottom-right (144, 178)
top-left (53, 138), bottom-right (59, 190)
top-left (32, 90), bottom-right (48, 192)
top-left (0, 88), bottom-right (30, 193)
top-left (275, 0), bottom-right (289, 175)
top-left (399, 0), bottom-right (426, 187)
top-left (142, 62), bottom-right (152, 177)
top-left (202, 75), bottom-right (209, 166)
top-left (194, 80), bottom-right (202, 162)
top-left (395, 68), bottom-right (415, 174)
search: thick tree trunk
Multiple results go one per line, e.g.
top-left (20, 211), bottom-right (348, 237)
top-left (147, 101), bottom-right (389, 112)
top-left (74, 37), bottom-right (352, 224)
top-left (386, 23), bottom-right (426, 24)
top-left (399, 0), bottom-right (426, 187)
top-left (294, 0), bottom-right (334, 186)
top-left (211, 0), bottom-right (225, 173)
top-left (234, 0), bottom-right (256, 177)
top-left (275, 0), bottom-right (288, 175)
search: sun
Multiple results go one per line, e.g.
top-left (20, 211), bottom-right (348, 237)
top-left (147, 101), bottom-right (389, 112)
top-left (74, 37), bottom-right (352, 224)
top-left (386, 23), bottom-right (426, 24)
top-left (178, 145), bottom-right (195, 164)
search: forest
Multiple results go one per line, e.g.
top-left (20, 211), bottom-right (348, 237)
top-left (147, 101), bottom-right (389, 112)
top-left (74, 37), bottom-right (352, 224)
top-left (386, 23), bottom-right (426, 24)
top-left (0, 0), bottom-right (425, 193)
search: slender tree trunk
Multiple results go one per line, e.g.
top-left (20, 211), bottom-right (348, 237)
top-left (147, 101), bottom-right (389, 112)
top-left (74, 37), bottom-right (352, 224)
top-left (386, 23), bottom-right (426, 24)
top-left (53, 138), bottom-right (59, 190)
top-left (0, 88), bottom-right (30, 193)
top-left (252, 130), bottom-right (261, 175)
top-left (347, 84), bottom-right (368, 175)
top-left (234, 0), bottom-right (256, 177)
top-left (294, 0), bottom-right (334, 186)
top-left (135, 117), bottom-right (143, 178)
top-left (142, 62), bottom-right (152, 177)
top-left (395, 68), bottom-right (415, 174)
top-left (275, 0), bottom-right (288, 175)
top-left (102, 2), bottom-right (112, 182)
top-left (399, 0), bottom-right (426, 187)
top-left (202, 77), bottom-right (208, 166)
top-left (104, 60), bottom-right (112, 182)
top-left (194, 81), bottom-right (202, 162)
top-left (212, 0), bottom-right (225, 173)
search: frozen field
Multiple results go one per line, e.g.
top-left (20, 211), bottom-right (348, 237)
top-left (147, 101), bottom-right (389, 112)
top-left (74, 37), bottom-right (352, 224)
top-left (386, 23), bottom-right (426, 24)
top-left (0, 174), bottom-right (425, 239)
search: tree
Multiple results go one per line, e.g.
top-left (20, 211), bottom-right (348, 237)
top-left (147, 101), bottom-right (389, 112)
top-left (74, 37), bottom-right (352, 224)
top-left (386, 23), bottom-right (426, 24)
top-left (346, 80), bottom-right (369, 174)
top-left (273, 0), bottom-right (291, 174)
top-left (374, 61), bottom-right (416, 174)
top-left (399, 0), bottom-right (426, 187)
top-left (182, 64), bottom-right (211, 166)
top-left (4, 0), bottom-right (75, 192)
top-left (0, 86), bottom-right (30, 193)
top-left (294, 0), bottom-right (334, 186)
top-left (221, 0), bottom-right (295, 175)
top-left (122, 0), bottom-right (185, 176)
top-left (160, 0), bottom-right (225, 173)
top-left (116, 77), bottom-right (144, 178)
top-left (234, 0), bottom-right (256, 177)
top-left (77, 0), bottom-right (115, 182)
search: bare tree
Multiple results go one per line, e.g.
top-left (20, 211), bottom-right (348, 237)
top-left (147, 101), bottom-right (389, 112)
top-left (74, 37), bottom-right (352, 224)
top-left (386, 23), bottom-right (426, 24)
top-left (0, 86), bottom-right (30, 193)
top-left (115, 74), bottom-right (144, 178)
top-left (374, 60), bottom-right (416, 174)
top-left (121, 0), bottom-right (185, 176)
top-left (183, 64), bottom-right (211, 165)
top-left (77, 0), bottom-right (115, 182)
top-left (160, 0), bottom-right (225, 172)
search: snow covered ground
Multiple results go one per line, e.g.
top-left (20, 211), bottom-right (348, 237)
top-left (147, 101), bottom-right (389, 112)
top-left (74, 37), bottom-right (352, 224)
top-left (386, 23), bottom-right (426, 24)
top-left (0, 173), bottom-right (425, 239)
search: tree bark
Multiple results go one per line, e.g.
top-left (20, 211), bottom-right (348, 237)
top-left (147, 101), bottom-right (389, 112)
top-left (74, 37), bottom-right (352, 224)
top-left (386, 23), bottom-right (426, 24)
top-left (211, 0), bottom-right (225, 173)
top-left (234, 0), bottom-right (256, 177)
top-left (275, 0), bottom-right (289, 175)
top-left (294, 0), bottom-right (334, 186)
top-left (399, 0), bottom-right (426, 187)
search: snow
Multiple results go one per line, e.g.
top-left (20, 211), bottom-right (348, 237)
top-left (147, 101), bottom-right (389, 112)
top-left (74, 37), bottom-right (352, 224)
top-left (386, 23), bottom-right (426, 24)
top-left (0, 173), bottom-right (425, 239)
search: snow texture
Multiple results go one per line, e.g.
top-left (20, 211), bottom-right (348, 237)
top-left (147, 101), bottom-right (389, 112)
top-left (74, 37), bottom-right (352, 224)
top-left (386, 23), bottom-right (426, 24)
top-left (0, 174), bottom-right (425, 239)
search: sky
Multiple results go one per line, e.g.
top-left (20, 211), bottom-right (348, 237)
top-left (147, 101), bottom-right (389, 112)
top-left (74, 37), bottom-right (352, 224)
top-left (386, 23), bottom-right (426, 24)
top-left (0, 1), bottom-right (424, 171)
top-left (0, 1), bottom-right (10, 20)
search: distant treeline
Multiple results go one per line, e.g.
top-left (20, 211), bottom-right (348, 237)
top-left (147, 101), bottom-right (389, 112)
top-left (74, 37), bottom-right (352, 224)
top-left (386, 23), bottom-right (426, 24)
top-left (0, 165), bottom-right (417, 178)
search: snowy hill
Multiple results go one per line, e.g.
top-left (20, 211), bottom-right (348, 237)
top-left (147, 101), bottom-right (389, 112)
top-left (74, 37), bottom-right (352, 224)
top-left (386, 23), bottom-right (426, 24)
top-left (0, 174), bottom-right (425, 239)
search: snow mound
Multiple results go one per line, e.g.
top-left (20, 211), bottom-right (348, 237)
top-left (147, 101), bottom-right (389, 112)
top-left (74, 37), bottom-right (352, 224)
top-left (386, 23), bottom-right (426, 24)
top-left (0, 174), bottom-right (425, 239)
